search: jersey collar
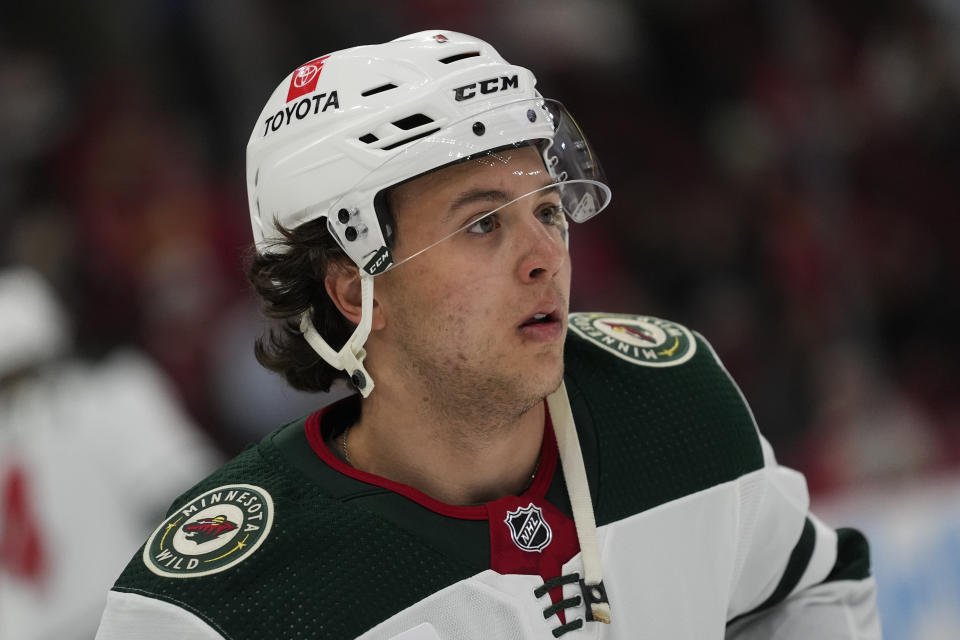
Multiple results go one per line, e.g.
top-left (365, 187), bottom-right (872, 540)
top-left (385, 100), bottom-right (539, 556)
top-left (304, 395), bottom-right (560, 521)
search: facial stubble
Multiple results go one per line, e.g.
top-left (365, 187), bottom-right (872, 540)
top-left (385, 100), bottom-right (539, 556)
top-left (390, 300), bottom-right (566, 452)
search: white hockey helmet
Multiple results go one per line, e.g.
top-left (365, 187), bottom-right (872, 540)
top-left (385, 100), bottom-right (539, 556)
top-left (246, 30), bottom-right (610, 396)
top-left (0, 268), bottom-right (70, 378)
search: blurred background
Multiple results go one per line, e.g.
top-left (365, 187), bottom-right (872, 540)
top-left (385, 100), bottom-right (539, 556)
top-left (0, 0), bottom-right (957, 637)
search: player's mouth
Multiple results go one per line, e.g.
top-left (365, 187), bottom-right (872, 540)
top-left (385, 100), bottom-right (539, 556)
top-left (518, 306), bottom-right (564, 342)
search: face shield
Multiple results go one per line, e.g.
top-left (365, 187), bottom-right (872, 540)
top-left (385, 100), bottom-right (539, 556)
top-left (326, 99), bottom-right (611, 275)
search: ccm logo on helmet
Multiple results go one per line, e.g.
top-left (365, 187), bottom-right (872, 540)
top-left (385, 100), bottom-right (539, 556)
top-left (362, 247), bottom-right (393, 275)
top-left (262, 92), bottom-right (341, 137)
top-left (453, 74), bottom-right (519, 102)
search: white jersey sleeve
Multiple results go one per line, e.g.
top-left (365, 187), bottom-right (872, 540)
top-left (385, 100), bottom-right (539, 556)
top-left (726, 437), bottom-right (882, 638)
top-left (96, 590), bottom-right (226, 640)
top-left (700, 332), bottom-right (882, 638)
top-left (727, 577), bottom-right (881, 639)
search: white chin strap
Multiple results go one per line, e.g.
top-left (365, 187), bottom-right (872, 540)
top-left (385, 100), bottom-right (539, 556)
top-left (299, 273), bottom-right (375, 397)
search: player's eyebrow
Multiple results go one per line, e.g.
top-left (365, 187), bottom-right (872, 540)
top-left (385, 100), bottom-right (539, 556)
top-left (442, 181), bottom-right (558, 224)
top-left (443, 189), bottom-right (510, 222)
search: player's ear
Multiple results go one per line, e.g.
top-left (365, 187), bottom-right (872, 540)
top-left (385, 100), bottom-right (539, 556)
top-left (324, 260), bottom-right (384, 330)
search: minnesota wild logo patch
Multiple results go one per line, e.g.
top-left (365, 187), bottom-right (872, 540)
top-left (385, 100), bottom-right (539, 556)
top-left (143, 484), bottom-right (274, 578)
top-left (569, 313), bottom-right (696, 367)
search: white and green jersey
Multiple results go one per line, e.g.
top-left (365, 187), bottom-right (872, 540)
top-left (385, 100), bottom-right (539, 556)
top-left (96, 314), bottom-right (880, 639)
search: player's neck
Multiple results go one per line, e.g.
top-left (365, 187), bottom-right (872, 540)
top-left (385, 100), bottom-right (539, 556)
top-left (345, 383), bottom-right (545, 505)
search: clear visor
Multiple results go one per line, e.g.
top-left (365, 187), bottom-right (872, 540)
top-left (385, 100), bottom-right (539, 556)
top-left (329, 99), bottom-right (611, 274)
top-left (389, 176), bottom-right (609, 270)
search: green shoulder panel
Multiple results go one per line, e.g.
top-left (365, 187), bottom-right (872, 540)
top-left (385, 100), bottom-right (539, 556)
top-left (112, 430), bottom-right (477, 640)
top-left (825, 528), bottom-right (872, 582)
top-left (564, 312), bottom-right (765, 526)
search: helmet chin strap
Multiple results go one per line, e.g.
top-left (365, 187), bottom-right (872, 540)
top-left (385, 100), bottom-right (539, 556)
top-left (299, 273), bottom-right (375, 397)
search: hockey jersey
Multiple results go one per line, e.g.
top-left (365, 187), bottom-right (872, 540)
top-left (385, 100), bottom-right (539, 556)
top-left (96, 313), bottom-right (881, 639)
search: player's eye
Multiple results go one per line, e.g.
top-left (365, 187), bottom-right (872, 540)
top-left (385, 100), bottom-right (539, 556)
top-left (535, 203), bottom-right (563, 226)
top-left (466, 213), bottom-right (499, 235)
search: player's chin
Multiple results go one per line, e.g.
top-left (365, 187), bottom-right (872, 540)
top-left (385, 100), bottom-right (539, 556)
top-left (515, 367), bottom-right (564, 414)
top-left (530, 352), bottom-right (566, 397)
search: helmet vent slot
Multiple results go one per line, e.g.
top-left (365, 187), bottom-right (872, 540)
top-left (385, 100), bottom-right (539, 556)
top-left (391, 113), bottom-right (435, 130)
top-left (382, 128), bottom-right (441, 151)
top-left (359, 133), bottom-right (379, 144)
top-left (438, 51), bottom-right (480, 64)
top-left (361, 83), bottom-right (398, 97)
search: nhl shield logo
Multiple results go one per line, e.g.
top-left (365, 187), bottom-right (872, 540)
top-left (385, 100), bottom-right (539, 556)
top-left (504, 503), bottom-right (552, 552)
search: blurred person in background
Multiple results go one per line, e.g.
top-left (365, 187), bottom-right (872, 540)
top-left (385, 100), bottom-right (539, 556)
top-left (96, 30), bottom-right (879, 639)
top-left (0, 267), bottom-right (220, 640)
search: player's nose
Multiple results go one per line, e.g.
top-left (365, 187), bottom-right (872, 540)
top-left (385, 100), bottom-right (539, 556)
top-left (515, 213), bottom-right (566, 283)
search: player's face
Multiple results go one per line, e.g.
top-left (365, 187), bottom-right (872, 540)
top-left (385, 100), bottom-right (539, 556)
top-left (375, 145), bottom-right (571, 416)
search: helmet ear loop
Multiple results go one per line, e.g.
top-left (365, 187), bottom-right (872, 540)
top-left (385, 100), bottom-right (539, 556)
top-left (300, 273), bottom-right (376, 397)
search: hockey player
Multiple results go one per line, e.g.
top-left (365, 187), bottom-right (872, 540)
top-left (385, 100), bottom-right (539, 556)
top-left (96, 31), bottom-right (881, 639)
top-left (0, 267), bottom-right (220, 640)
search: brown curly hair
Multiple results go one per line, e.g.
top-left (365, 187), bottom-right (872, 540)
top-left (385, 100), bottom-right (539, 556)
top-left (245, 218), bottom-right (355, 393)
